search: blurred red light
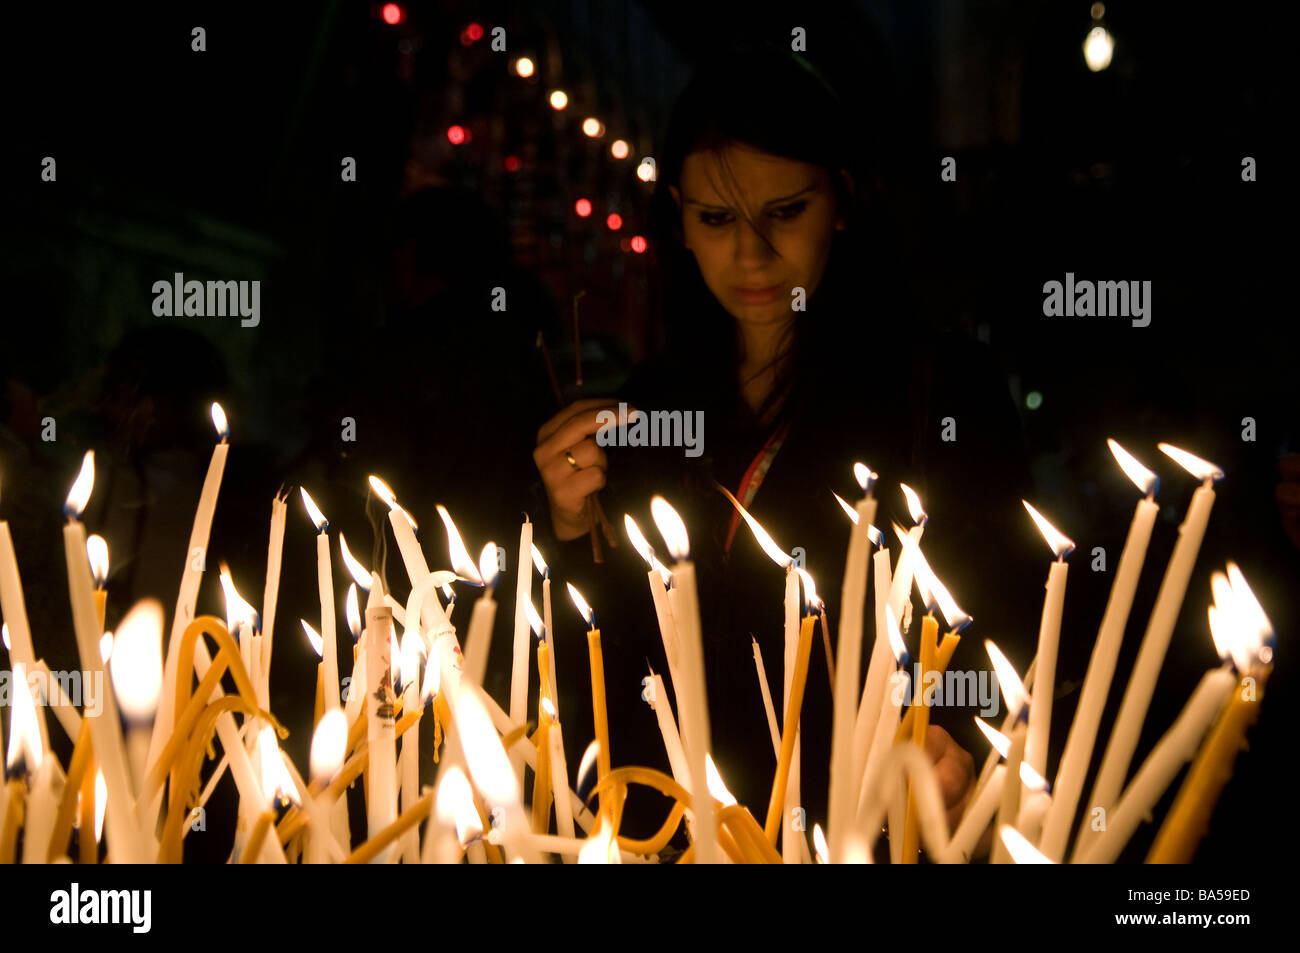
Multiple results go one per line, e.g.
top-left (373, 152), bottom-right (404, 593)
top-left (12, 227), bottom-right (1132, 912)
top-left (504, 156), bottom-right (521, 172)
top-left (606, 213), bottom-right (623, 231)
top-left (574, 199), bottom-right (592, 218)
top-left (381, 4), bottom-right (403, 25)
top-left (630, 235), bottom-right (647, 253)
top-left (466, 23), bottom-right (484, 40)
top-left (447, 125), bottom-right (468, 145)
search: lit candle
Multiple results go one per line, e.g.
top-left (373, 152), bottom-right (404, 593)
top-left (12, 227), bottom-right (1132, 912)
top-left (854, 606), bottom-right (910, 827)
top-left (148, 403), bottom-right (229, 787)
top-left (828, 464), bottom-right (877, 862)
top-left (1080, 443), bottom-right (1222, 857)
top-left (423, 765), bottom-right (480, 864)
top-left (849, 524), bottom-right (892, 805)
top-left (1000, 825), bottom-right (1055, 864)
top-left (849, 740), bottom-right (950, 863)
top-left (887, 484), bottom-right (928, 628)
top-left (651, 496), bottom-right (719, 864)
top-left (543, 697), bottom-right (576, 848)
top-left (624, 514), bottom-right (681, 698)
top-left (942, 763), bottom-right (1005, 863)
top-left (1014, 762), bottom-right (1052, 843)
top-left (0, 481), bottom-right (52, 758)
top-left (11, 661), bottom-right (58, 865)
top-left (1020, 501), bottom-right (1075, 778)
top-left (462, 543), bottom-right (499, 688)
top-left (510, 515), bottom-right (533, 729)
top-left (1148, 564), bottom-right (1273, 862)
top-left (986, 640), bottom-right (1031, 865)
top-left (300, 488), bottom-right (341, 716)
top-left (567, 581), bottom-right (615, 822)
top-left (370, 476), bottom-right (430, 590)
top-left (306, 708), bottom-right (348, 863)
top-left (765, 569), bottom-right (818, 858)
top-left (61, 451), bottom-right (145, 863)
top-left (107, 599), bottom-right (165, 796)
top-left (531, 543), bottom-right (559, 716)
top-left (1040, 440), bottom-right (1159, 861)
top-left (302, 620), bottom-right (325, 726)
top-left (397, 628), bottom-right (425, 863)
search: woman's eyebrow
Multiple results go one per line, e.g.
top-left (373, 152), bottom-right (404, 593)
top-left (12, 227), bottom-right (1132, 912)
top-left (683, 184), bottom-right (817, 210)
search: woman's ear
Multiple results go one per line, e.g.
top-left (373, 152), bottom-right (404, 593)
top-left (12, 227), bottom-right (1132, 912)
top-left (834, 169), bottom-right (856, 231)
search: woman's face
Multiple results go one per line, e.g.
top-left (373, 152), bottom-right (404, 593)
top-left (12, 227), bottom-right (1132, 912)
top-left (671, 144), bottom-right (845, 331)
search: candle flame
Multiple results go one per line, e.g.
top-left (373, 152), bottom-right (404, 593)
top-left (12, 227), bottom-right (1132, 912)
top-left (210, 402), bottom-right (229, 440)
top-left (64, 450), bottom-right (95, 518)
top-left (86, 534), bottom-right (109, 588)
top-left (832, 491), bottom-right (859, 524)
top-left (1206, 605), bottom-right (1231, 663)
top-left (650, 496), bottom-right (690, 561)
top-left (94, 768), bottom-right (107, 842)
top-left (1000, 826), bottom-right (1054, 864)
top-left (576, 740), bottom-right (600, 797)
top-left (435, 767), bottom-right (482, 848)
top-left (301, 619), bottom-right (323, 658)
top-left (345, 584), bottom-right (361, 640)
top-left (718, 484), bottom-right (792, 568)
top-left (1158, 443), bottom-right (1224, 483)
top-left (623, 513), bottom-right (656, 566)
top-left (454, 687), bottom-right (520, 808)
top-left (566, 582), bottom-right (595, 628)
top-left (526, 600), bottom-right (545, 639)
top-left (5, 661), bottom-right (43, 772)
top-left (1226, 562), bottom-right (1274, 651)
top-left (530, 542), bottom-right (548, 577)
top-left (926, 563), bottom-right (971, 632)
top-left (257, 724), bottom-right (299, 808)
top-left (109, 598), bottom-right (164, 722)
top-left (309, 709), bottom-right (347, 781)
top-left (899, 483), bottom-right (926, 526)
top-left (541, 696), bottom-right (557, 722)
top-left (1020, 761), bottom-right (1049, 792)
top-left (1, 622), bottom-right (8, 651)
top-left (985, 640), bottom-right (1029, 718)
top-left (218, 563), bottom-right (259, 636)
top-left (99, 630), bottom-right (113, 664)
top-left (795, 567), bottom-right (819, 614)
top-left (910, 545), bottom-right (938, 616)
top-left (1107, 439), bottom-right (1159, 497)
top-left (368, 475), bottom-right (397, 508)
top-left (578, 819), bottom-right (621, 864)
top-left (337, 534), bottom-right (371, 591)
top-left (853, 462), bottom-right (877, 494)
top-left (436, 504), bottom-right (483, 585)
top-left (441, 583), bottom-right (455, 604)
top-left (478, 543), bottom-right (499, 590)
top-left (866, 524), bottom-right (884, 548)
top-left (886, 605), bottom-right (907, 663)
top-left (974, 716), bottom-right (1010, 758)
top-left (1022, 501), bottom-right (1075, 559)
top-left (812, 822), bottom-right (830, 864)
top-left (704, 754), bottom-right (738, 806)
top-left (299, 486), bottom-right (328, 532)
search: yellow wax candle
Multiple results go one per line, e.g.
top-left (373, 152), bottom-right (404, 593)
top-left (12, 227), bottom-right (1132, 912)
top-left (314, 662), bottom-right (325, 728)
top-left (46, 717), bottom-right (93, 862)
top-left (79, 758), bottom-right (98, 864)
top-left (241, 810), bottom-right (277, 864)
top-left (0, 779), bottom-right (26, 864)
top-left (902, 612), bottom-right (939, 863)
top-left (764, 613), bottom-right (816, 845)
top-left (588, 627), bottom-right (611, 804)
top-left (1147, 665), bottom-right (1271, 863)
top-left (896, 632), bottom-right (960, 744)
top-left (531, 718), bottom-right (553, 832)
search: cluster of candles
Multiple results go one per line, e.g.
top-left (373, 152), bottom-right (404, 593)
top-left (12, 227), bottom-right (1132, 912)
top-left (0, 404), bottom-right (1275, 863)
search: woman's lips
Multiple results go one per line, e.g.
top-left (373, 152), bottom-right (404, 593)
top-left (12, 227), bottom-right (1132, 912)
top-left (732, 284), bottom-right (784, 305)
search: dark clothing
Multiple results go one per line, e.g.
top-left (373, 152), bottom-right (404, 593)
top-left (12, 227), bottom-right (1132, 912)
top-left (532, 326), bottom-right (1043, 847)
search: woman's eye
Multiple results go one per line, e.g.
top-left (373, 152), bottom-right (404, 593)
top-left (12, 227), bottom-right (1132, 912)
top-left (698, 211), bottom-right (733, 227)
top-left (770, 201), bottom-right (807, 220)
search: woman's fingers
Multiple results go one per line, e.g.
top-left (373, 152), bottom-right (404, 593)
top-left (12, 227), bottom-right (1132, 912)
top-left (534, 403), bottom-right (635, 468)
top-left (536, 399), bottom-right (625, 444)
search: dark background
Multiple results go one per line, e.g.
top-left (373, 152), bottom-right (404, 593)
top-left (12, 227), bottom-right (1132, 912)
top-left (1, 0), bottom-right (1294, 864)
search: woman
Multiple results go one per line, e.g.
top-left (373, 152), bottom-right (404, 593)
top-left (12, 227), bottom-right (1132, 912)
top-left (531, 47), bottom-right (1040, 857)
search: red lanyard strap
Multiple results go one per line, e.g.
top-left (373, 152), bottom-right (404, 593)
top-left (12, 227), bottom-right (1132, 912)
top-left (723, 420), bottom-right (793, 555)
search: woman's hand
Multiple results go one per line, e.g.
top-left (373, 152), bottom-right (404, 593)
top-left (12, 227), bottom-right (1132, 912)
top-left (533, 399), bottom-right (628, 542)
top-left (924, 724), bottom-right (976, 834)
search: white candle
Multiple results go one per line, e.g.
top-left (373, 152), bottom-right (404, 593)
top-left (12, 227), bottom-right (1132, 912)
top-left (364, 604), bottom-right (398, 862)
top-left (510, 519), bottom-right (533, 734)
top-left (530, 543), bottom-right (560, 717)
top-left (9, 660), bottom-right (56, 864)
top-left (370, 475), bottom-right (430, 588)
top-left (1075, 666), bottom-right (1237, 864)
top-left (1021, 501), bottom-right (1075, 777)
top-left (852, 741), bottom-right (950, 863)
top-left (751, 637), bottom-right (781, 757)
top-left (625, 515), bottom-right (683, 695)
top-left (849, 536), bottom-right (893, 800)
top-left (0, 508), bottom-right (51, 753)
top-left (941, 764), bottom-right (1006, 863)
top-left (545, 702), bottom-right (576, 848)
top-left (258, 489), bottom-right (288, 684)
top-left (301, 489), bottom-right (342, 713)
top-left (307, 708), bottom-right (348, 864)
top-left (828, 467), bottom-right (877, 862)
top-left (651, 497), bottom-right (719, 864)
top-left (398, 631), bottom-right (422, 863)
top-left (1040, 440), bottom-right (1159, 861)
top-left (856, 668), bottom-right (909, 820)
top-left (1081, 444), bottom-right (1221, 855)
top-left (61, 452), bottom-right (145, 864)
top-left (781, 564), bottom-right (805, 864)
top-left (984, 639), bottom-right (1031, 865)
top-left (148, 404), bottom-right (228, 780)
top-left (462, 545), bottom-right (500, 689)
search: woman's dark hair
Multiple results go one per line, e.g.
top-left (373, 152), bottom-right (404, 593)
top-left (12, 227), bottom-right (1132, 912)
top-left (648, 43), bottom-right (914, 430)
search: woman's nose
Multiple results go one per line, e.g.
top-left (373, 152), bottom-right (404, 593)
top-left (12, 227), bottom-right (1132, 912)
top-left (734, 219), bottom-right (775, 267)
